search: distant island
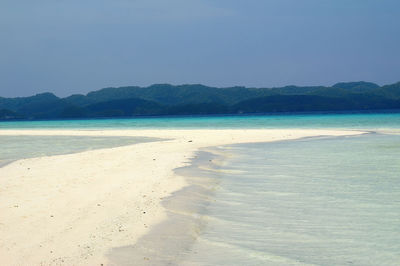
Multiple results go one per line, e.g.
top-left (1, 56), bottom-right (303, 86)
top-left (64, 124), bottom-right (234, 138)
top-left (1, 81), bottom-right (399, 120)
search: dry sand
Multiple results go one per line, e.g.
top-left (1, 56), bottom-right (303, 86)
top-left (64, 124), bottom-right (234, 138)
top-left (0, 129), bottom-right (364, 265)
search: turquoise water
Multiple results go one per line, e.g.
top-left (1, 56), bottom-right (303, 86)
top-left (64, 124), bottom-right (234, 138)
top-left (111, 133), bottom-right (400, 265)
top-left (0, 135), bottom-right (158, 167)
top-left (182, 133), bottom-right (400, 265)
top-left (1, 113), bottom-right (400, 129)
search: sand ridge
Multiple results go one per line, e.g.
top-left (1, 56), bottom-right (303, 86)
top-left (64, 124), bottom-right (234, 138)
top-left (0, 129), bottom-right (364, 265)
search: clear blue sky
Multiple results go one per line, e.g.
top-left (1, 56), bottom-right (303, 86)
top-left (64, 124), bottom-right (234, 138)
top-left (0, 0), bottom-right (399, 97)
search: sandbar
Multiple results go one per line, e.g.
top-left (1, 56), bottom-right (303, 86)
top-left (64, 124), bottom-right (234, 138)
top-left (0, 129), bottom-right (364, 265)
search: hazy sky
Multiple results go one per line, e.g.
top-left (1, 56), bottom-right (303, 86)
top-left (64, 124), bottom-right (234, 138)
top-left (0, 0), bottom-right (399, 97)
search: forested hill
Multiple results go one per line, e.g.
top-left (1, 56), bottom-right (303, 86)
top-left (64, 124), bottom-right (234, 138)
top-left (1, 81), bottom-right (400, 120)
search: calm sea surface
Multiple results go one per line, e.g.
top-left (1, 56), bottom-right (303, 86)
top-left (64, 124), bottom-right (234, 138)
top-left (0, 112), bottom-right (400, 130)
top-left (114, 133), bottom-right (400, 265)
top-left (178, 133), bottom-right (400, 265)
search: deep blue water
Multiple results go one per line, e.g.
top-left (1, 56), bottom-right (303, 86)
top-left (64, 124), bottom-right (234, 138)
top-left (1, 112), bottom-right (400, 129)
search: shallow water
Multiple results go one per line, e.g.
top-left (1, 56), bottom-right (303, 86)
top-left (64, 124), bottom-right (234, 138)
top-left (111, 133), bottom-right (400, 265)
top-left (181, 133), bottom-right (400, 265)
top-left (0, 135), bottom-right (159, 166)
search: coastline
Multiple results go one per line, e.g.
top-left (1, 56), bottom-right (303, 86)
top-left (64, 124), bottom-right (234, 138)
top-left (0, 129), bottom-right (364, 265)
top-left (0, 160), bottom-right (13, 168)
top-left (147, 132), bottom-right (400, 266)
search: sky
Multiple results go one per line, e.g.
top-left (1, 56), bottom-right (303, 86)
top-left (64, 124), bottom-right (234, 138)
top-left (0, 0), bottom-right (399, 97)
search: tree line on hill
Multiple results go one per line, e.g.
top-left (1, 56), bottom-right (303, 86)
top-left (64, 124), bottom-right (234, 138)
top-left (0, 81), bottom-right (400, 120)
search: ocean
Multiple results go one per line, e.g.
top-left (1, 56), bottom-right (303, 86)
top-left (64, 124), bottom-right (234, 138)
top-left (110, 132), bottom-right (400, 265)
top-left (1, 113), bottom-right (400, 265)
top-left (1, 112), bottom-right (400, 130)
top-left (179, 133), bottom-right (400, 265)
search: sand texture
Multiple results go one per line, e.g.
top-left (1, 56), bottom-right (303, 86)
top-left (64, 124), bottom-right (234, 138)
top-left (0, 129), bottom-right (363, 265)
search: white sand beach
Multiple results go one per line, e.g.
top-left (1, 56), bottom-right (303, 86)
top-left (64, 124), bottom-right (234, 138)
top-left (0, 129), bottom-right (364, 265)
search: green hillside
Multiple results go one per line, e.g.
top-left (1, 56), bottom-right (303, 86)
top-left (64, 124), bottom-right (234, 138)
top-left (1, 81), bottom-right (399, 120)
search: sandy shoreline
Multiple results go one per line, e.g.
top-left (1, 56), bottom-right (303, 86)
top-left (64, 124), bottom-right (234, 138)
top-left (0, 129), bottom-right (364, 265)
